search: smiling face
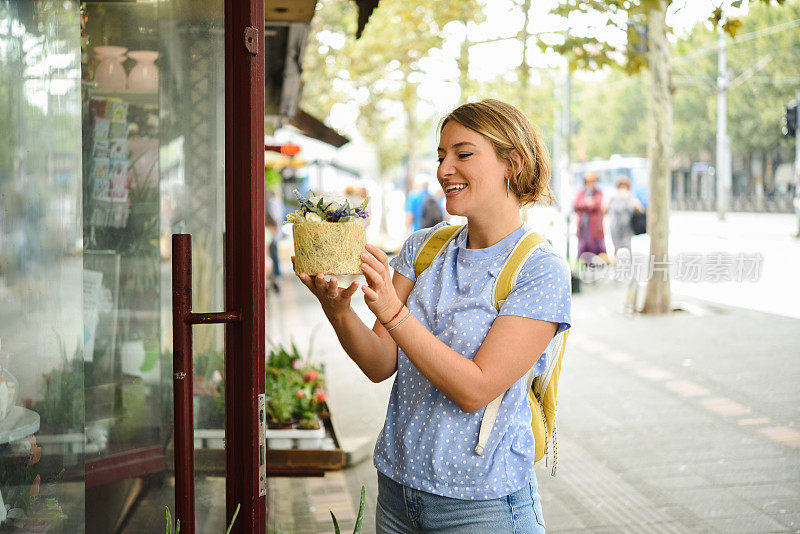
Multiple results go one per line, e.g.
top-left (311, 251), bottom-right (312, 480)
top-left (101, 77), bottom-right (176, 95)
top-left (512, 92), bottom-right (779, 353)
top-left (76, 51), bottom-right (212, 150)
top-left (437, 121), bottom-right (512, 219)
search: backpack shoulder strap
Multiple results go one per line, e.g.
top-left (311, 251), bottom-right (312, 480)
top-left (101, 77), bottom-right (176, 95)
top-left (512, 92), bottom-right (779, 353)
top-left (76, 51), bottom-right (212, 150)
top-left (492, 230), bottom-right (548, 311)
top-left (475, 230), bottom-right (549, 456)
top-left (413, 224), bottom-right (463, 278)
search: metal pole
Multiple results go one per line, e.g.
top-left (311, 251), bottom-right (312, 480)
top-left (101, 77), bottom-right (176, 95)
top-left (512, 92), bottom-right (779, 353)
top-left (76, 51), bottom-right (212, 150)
top-left (171, 234), bottom-right (243, 534)
top-left (551, 103), bottom-right (562, 210)
top-left (716, 27), bottom-right (730, 220)
top-left (795, 90), bottom-right (800, 188)
top-left (171, 234), bottom-right (195, 534)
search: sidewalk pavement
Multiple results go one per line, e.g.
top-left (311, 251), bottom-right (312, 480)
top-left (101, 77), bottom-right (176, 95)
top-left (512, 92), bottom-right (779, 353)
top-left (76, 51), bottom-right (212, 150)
top-left (267, 271), bottom-right (800, 533)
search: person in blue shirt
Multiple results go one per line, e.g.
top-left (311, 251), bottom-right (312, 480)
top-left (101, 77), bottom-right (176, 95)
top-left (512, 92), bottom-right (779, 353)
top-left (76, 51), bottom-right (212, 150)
top-left (405, 179), bottom-right (429, 232)
top-left (295, 99), bottom-right (571, 533)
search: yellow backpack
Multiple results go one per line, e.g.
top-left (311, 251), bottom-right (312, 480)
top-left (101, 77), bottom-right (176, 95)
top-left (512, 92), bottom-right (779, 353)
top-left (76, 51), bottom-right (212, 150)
top-left (413, 224), bottom-right (569, 476)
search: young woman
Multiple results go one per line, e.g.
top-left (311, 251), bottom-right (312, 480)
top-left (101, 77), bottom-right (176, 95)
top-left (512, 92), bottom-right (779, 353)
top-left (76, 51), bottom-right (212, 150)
top-left (295, 99), bottom-right (571, 533)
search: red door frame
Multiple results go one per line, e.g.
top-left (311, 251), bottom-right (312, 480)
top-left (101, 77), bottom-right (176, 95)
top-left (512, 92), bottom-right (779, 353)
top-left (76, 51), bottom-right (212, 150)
top-left (224, 0), bottom-right (266, 532)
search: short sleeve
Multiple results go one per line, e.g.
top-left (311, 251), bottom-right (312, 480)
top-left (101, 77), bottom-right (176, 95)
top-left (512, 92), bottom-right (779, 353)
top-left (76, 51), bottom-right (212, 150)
top-left (497, 247), bottom-right (572, 335)
top-left (388, 222), bottom-right (450, 282)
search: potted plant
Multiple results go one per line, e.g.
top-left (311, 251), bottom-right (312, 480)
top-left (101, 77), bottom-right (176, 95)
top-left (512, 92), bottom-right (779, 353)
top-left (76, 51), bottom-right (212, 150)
top-left (286, 190), bottom-right (369, 276)
top-left (32, 338), bottom-right (87, 464)
top-left (265, 369), bottom-right (296, 430)
top-left (293, 367), bottom-right (327, 431)
top-left (191, 349), bottom-right (226, 449)
top-left (34, 340), bottom-right (84, 435)
top-left (0, 436), bottom-right (64, 532)
top-left (264, 341), bottom-right (331, 449)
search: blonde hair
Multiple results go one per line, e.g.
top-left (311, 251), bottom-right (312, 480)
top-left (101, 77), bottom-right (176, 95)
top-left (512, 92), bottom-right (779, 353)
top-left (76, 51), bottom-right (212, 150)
top-left (440, 99), bottom-right (552, 206)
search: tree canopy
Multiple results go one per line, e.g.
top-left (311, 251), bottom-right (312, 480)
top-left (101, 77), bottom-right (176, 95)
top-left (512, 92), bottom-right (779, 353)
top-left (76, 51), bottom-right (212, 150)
top-left (302, 0), bottom-right (484, 186)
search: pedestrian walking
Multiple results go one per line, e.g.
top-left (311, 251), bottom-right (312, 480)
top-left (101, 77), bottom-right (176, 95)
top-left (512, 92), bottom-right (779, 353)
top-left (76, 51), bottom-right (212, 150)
top-left (294, 99), bottom-right (571, 533)
top-left (419, 186), bottom-right (445, 228)
top-left (604, 175), bottom-right (644, 257)
top-left (573, 171), bottom-right (607, 261)
top-left (265, 190), bottom-right (284, 292)
top-left (405, 179), bottom-right (429, 232)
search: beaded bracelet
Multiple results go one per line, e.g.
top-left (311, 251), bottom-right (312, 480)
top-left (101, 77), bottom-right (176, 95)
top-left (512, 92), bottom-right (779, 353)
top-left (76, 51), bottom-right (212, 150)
top-left (380, 303), bottom-right (405, 326)
top-left (386, 309), bottom-right (412, 333)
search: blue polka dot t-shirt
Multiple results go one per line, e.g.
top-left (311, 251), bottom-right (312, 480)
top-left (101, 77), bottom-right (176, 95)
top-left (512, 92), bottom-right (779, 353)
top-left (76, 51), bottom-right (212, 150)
top-left (373, 222), bottom-right (572, 500)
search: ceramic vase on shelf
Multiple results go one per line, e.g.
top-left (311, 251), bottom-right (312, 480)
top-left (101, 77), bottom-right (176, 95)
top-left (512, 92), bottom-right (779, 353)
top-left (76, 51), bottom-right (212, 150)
top-left (94, 45), bottom-right (128, 90)
top-left (126, 50), bottom-right (158, 91)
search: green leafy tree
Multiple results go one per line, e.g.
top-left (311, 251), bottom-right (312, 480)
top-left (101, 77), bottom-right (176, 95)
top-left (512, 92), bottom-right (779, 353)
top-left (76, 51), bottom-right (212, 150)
top-left (544, 0), bottom-right (787, 314)
top-left (302, 0), bottom-right (484, 193)
top-left (671, 1), bottom-right (799, 199)
top-left (571, 70), bottom-right (648, 159)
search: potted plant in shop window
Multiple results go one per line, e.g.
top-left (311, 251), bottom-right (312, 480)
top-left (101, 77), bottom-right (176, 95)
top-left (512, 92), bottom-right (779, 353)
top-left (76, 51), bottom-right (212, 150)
top-left (31, 338), bottom-right (88, 463)
top-left (0, 436), bottom-right (64, 532)
top-left (265, 342), bottom-right (331, 449)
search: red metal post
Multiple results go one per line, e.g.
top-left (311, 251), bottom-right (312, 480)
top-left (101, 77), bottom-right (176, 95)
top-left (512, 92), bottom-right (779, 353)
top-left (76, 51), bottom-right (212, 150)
top-left (225, 0), bottom-right (266, 531)
top-left (172, 233), bottom-right (195, 534)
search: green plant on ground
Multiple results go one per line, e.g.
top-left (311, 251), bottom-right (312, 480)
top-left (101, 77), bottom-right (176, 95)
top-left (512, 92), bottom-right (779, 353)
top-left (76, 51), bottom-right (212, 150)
top-left (330, 485), bottom-right (366, 534)
top-left (165, 503), bottom-right (239, 534)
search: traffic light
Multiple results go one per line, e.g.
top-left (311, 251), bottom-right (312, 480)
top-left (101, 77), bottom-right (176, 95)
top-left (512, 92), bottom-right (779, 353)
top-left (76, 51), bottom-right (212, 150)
top-left (783, 101), bottom-right (798, 138)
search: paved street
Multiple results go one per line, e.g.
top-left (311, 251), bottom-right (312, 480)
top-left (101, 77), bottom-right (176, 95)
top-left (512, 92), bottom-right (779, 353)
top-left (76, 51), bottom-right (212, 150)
top-left (265, 221), bottom-right (800, 533)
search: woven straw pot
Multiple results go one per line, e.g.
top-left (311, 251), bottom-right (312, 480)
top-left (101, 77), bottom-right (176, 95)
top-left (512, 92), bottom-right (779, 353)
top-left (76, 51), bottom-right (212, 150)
top-left (292, 219), bottom-right (366, 275)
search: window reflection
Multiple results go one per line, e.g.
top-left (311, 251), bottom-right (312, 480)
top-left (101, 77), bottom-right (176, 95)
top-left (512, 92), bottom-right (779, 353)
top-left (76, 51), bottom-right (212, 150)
top-left (1, 0), bottom-right (227, 530)
top-left (0, 1), bottom-right (85, 531)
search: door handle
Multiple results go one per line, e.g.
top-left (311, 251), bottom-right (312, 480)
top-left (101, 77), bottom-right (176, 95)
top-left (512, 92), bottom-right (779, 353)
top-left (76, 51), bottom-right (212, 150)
top-left (172, 234), bottom-right (241, 534)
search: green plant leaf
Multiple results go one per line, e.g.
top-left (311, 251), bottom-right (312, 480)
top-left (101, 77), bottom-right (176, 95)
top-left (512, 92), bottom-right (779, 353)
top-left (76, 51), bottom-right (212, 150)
top-left (353, 485), bottom-right (366, 534)
top-left (225, 504), bottom-right (241, 534)
top-left (165, 507), bottom-right (171, 534)
top-left (330, 510), bottom-right (341, 534)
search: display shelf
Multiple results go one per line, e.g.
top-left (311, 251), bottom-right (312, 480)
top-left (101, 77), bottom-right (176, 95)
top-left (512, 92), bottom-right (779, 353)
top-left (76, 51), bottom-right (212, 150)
top-left (0, 406), bottom-right (40, 444)
top-left (168, 415), bottom-right (346, 477)
top-left (89, 87), bottom-right (158, 107)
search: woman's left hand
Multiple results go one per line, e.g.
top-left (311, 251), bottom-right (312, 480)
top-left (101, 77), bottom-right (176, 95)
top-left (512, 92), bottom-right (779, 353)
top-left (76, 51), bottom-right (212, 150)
top-left (360, 243), bottom-right (402, 323)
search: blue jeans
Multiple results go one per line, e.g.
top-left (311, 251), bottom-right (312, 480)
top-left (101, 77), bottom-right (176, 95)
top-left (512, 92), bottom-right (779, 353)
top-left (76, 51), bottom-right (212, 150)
top-left (375, 472), bottom-right (546, 533)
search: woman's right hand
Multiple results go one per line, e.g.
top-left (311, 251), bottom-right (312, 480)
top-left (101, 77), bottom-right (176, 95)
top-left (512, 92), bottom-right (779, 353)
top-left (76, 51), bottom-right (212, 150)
top-left (292, 256), bottom-right (359, 319)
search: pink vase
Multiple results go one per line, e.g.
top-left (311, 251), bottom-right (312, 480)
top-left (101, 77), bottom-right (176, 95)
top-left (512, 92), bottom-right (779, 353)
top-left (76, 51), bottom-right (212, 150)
top-left (127, 50), bottom-right (159, 91)
top-left (94, 46), bottom-right (128, 90)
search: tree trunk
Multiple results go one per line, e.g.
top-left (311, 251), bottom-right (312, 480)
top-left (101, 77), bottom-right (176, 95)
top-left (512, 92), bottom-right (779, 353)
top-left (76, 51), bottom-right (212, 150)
top-left (404, 94), bottom-right (419, 195)
top-left (517, 0), bottom-right (532, 89)
top-left (458, 36), bottom-right (470, 104)
top-left (642, 0), bottom-right (672, 314)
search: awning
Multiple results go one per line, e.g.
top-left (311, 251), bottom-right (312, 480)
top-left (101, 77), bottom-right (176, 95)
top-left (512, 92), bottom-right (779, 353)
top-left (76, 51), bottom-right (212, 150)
top-left (289, 107), bottom-right (349, 148)
top-left (354, 0), bottom-right (380, 39)
top-left (265, 0), bottom-right (380, 39)
top-left (265, 0), bottom-right (317, 23)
